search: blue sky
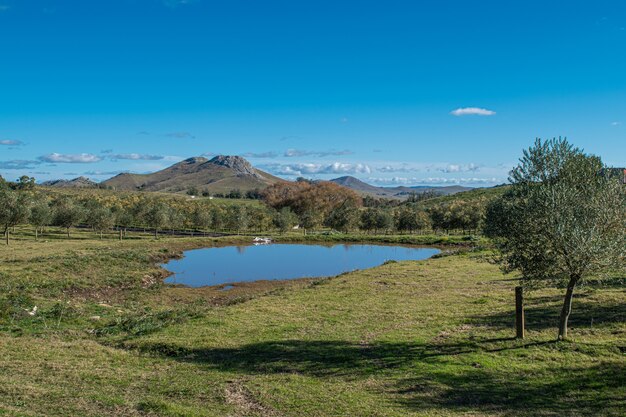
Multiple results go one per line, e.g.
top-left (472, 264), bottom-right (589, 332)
top-left (0, 0), bottom-right (625, 186)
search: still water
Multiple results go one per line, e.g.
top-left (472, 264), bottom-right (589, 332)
top-left (163, 243), bottom-right (440, 287)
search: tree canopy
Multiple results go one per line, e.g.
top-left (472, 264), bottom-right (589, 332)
top-left (485, 138), bottom-right (626, 340)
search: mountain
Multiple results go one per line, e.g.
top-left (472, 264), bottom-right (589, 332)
top-left (101, 155), bottom-right (284, 193)
top-left (330, 176), bottom-right (473, 199)
top-left (330, 176), bottom-right (396, 196)
top-left (41, 176), bottom-right (98, 189)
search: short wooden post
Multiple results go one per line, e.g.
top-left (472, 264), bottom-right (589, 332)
top-left (515, 286), bottom-right (525, 339)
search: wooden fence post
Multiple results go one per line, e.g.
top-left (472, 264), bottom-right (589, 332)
top-left (515, 286), bottom-right (525, 339)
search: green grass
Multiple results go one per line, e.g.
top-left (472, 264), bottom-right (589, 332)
top-left (0, 229), bottom-right (624, 416)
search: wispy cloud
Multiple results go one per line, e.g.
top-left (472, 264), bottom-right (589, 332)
top-left (165, 131), bottom-right (195, 139)
top-left (0, 139), bottom-right (24, 146)
top-left (450, 107), bottom-right (496, 116)
top-left (0, 160), bottom-right (41, 170)
top-left (109, 153), bottom-right (164, 161)
top-left (262, 162), bottom-right (371, 176)
top-left (38, 153), bottom-right (102, 163)
top-left (611, 121), bottom-right (621, 126)
top-left (284, 149), bottom-right (354, 158)
top-left (241, 151), bottom-right (279, 159)
top-left (84, 170), bottom-right (130, 176)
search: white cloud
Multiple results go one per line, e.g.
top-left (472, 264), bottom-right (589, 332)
top-left (611, 121), bottom-right (621, 126)
top-left (368, 177), bottom-right (501, 186)
top-left (263, 162), bottom-right (371, 176)
top-left (450, 107), bottom-right (496, 116)
top-left (38, 153), bottom-right (102, 163)
top-left (437, 163), bottom-right (480, 173)
top-left (376, 162), bottom-right (481, 174)
top-left (284, 149), bottom-right (354, 158)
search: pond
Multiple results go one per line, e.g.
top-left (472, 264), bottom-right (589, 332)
top-left (163, 243), bottom-right (440, 287)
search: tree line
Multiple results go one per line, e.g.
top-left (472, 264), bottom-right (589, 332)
top-left (0, 175), bottom-right (488, 244)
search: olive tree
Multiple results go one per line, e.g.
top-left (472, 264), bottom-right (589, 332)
top-left (86, 204), bottom-right (115, 239)
top-left (112, 206), bottom-right (134, 240)
top-left (395, 206), bottom-right (431, 234)
top-left (145, 202), bottom-right (169, 238)
top-left (485, 138), bottom-right (625, 340)
top-left (0, 188), bottom-right (31, 245)
top-left (52, 198), bottom-right (84, 238)
top-left (191, 204), bottom-right (213, 235)
top-left (30, 199), bottom-right (52, 239)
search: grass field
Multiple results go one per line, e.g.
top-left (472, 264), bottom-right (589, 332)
top-left (0, 229), bottom-right (624, 416)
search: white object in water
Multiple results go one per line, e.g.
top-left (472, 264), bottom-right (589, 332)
top-left (253, 237), bottom-right (273, 245)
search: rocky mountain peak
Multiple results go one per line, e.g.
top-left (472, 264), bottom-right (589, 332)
top-left (208, 155), bottom-right (259, 177)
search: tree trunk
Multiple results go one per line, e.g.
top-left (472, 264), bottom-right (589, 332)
top-left (558, 275), bottom-right (580, 340)
top-left (119, 229), bottom-right (123, 241)
top-left (67, 227), bottom-right (71, 238)
top-left (35, 228), bottom-right (38, 240)
top-left (4, 227), bottom-right (9, 245)
top-left (100, 231), bottom-right (103, 240)
top-left (154, 229), bottom-right (158, 239)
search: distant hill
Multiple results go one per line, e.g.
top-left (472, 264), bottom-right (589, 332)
top-left (41, 176), bottom-right (98, 189)
top-left (101, 155), bottom-right (284, 193)
top-left (330, 176), bottom-right (473, 199)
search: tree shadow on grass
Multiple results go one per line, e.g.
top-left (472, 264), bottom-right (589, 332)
top-left (470, 297), bottom-right (626, 331)
top-left (132, 337), bottom-right (625, 415)
top-left (395, 361), bottom-right (626, 416)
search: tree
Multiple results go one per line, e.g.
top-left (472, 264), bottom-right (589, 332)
top-left (247, 206), bottom-right (273, 232)
top-left (326, 203), bottom-right (360, 233)
top-left (167, 206), bottom-right (186, 234)
top-left (395, 206), bottom-right (431, 234)
top-left (14, 176), bottom-right (36, 191)
top-left (210, 205), bottom-right (226, 231)
top-left (145, 202), bottom-right (169, 238)
top-left (273, 207), bottom-right (298, 233)
top-left (29, 199), bottom-right (52, 239)
top-left (263, 181), bottom-right (362, 222)
top-left (225, 205), bottom-right (249, 233)
top-left (191, 204), bottom-right (213, 234)
top-left (485, 138), bottom-right (626, 340)
top-left (360, 208), bottom-right (379, 233)
top-left (85, 204), bottom-right (115, 239)
top-left (112, 206), bottom-right (134, 240)
top-left (52, 198), bottom-right (84, 238)
top-left (374, 209), bottom-right (395, 234)
top-left (0, 188), bottom-right (31, 244)
top-left (298, 209), bottom-right (323, 234)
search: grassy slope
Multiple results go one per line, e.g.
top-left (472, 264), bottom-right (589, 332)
top-left (0, 231), bottom-right (624, 416)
